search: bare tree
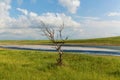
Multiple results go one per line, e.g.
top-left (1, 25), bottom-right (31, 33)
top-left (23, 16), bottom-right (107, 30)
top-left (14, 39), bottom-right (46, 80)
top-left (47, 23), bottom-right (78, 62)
top-left (40, 21), bottom-right (68, 66)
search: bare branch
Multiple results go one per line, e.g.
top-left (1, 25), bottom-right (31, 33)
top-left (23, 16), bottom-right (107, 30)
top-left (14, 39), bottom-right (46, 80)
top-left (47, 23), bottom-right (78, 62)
top-left (40, 20), bottom-right (68, 66)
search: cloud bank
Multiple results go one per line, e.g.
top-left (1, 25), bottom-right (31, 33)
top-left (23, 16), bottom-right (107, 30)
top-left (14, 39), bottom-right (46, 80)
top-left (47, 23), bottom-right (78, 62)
top-left (0, 0), bottom-right (81, 39)
top-left (0, 0), bottom-right (120, 40)
top-left (108, 12), bottom-right (120, 16)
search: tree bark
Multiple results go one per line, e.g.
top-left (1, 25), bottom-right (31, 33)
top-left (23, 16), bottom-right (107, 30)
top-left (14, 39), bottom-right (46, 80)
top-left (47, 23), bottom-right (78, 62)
top-left (57, 49), bottom-right (63, 66)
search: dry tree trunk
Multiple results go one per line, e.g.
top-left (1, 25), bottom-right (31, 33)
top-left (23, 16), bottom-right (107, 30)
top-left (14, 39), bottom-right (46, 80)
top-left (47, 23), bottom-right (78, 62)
top-left (40, 21), bottom-right (68, 66)
top-left (57, 49), bottom-right (63, 65)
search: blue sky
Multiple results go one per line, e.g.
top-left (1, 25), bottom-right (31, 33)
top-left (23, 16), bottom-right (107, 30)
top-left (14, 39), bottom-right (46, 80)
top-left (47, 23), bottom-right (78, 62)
top-left (0, 0), bottom-right (120, 40)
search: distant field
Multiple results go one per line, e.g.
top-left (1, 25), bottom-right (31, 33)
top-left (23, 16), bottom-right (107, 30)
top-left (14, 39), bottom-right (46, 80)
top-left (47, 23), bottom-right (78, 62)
top-left (0, 49), bottom-right (120, 80)
top-left (67, 36), bottom-right (120, 46)
top-left (0, 36), bottom-right (120, 46)
top-left (0, 40), bottom-right (50, 45)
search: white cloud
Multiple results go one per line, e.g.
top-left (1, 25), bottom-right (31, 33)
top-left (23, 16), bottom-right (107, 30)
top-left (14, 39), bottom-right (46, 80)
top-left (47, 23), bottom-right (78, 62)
top-left (29, 12), bottom-right (38, 17)
top-left (108, 12), bottom-right (120, 16)
top-left (17, 8), bottom-right (28, 15)
top-left (0, 0), bottom-right (11, 28)
top-left (13, 9), bottom-right (81, 29)
top-left (59, 0), bottom-right (80, 14)
top-left (38, 12), bottom-right (80, 27)
top-left (0, 0), bottom-right (11, 17)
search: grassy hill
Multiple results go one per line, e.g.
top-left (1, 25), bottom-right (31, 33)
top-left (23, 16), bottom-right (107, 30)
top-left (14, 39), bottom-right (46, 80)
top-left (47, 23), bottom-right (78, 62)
top-left (0, 36), bottom-right (120, 46)
top-left (66, 36), bottom-right (120, 46)
top-left (0, 49), bottom-right (120, 80)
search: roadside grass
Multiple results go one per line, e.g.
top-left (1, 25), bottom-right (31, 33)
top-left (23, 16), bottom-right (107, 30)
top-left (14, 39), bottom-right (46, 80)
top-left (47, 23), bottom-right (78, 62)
top-left (0, 49), bottom-right (120, 80)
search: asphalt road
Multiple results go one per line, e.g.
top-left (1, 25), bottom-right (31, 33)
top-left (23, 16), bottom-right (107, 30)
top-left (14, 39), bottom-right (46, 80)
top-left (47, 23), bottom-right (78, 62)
top-left (0, 45), bottom-right (120, 56)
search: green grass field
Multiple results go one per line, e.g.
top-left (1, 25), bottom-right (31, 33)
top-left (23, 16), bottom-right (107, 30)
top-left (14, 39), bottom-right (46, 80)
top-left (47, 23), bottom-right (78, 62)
top-left (0, 49), bottom-right (120, 80)
top-left (67, 36), bottom-right (120, 46)
top-left (0, 36), bottom-right (120, 46)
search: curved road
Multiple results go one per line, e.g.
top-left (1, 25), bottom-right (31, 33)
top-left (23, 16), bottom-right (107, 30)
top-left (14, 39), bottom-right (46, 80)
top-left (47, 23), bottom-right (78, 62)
top-left (0, 45), bottom-right (120, 56)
